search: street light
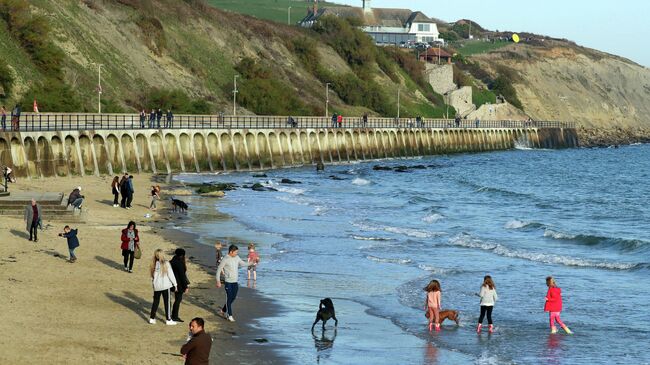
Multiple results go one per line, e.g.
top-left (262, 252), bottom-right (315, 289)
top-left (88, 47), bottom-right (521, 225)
top-left (397, 87), bottom-right (401, 120)
top-left (91, 63), bottom-right (104, 114)
top-left (325, 82), bottom-right (331, 117)
top-left (233, 75), bottom-right (239, 116)
top-left (288, 6), bottom-right (292, 25)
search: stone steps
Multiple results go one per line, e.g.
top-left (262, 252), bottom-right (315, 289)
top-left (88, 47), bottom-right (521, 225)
top-left (0, 192), bottom-right (81, 221)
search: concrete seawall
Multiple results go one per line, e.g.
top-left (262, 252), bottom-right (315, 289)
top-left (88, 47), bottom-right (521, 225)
top-left (0, 127), bottom-right (578, 178)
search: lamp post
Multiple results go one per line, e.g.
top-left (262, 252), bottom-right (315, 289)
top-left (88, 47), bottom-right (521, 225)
top-left (325, 82), bottom-right (331, 117)
top-left (92, 63), bottom-right (104, 114)
top-left (288, 6), bottom-right (292, 25)
top-left (232, 75), bottom-right (239, 116)
top-left (397, 87), bottom-right (401, 120)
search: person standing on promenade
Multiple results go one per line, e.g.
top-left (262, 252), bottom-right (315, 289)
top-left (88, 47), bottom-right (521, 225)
top-left (337, 114), bottom-right (342, 128)
top-left (216, 244), bottom-right (253, 322)
top-left (120, 221), bottom-right (140, 273)
top-left (424, 279), bottom-right (441, 332)
top-left (476, 275), bottom-right (498, 334)
top-left (149, 249), bottom-right (178, 325)
top-left (362, 112), bottom-right (368, 127)
top-left (59, 225), bottom-right (79, 263)
top-left (170, 248), bottom-right (190, 322)
top-left (111, 176), bottom-right (120, 207)
top-left (140, 109), bottom-right (146, 128)
top-left (1, 105), bottom-right (6, 131)
top-left (24, 198), bottom-right (41, 242)
top-left (331, 113), bottom-right (337, 128)
top-left (156, 108), bottom-right (163, 128)
top-left (166, 109), bottom-right (174, 128)
top-left (126, 175), bottom-right (135, 209)
top-left (149, 109), bottom-right (156, 128)
top-left (544, 276), bottom-right (573, 334)
top-left (180, 317), bottom-right (212, 365)
top-left (11, 103), bottom-right (20, 131)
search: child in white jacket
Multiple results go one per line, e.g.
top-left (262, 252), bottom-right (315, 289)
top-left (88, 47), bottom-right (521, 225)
top-left (149, 249), bottom-right (178, 325)
top-left (477, 275), bottom-right (498, 333)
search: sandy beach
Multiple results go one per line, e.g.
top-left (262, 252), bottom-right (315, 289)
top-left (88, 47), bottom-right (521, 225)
top-left (0, 173), bottom-right (283, 364)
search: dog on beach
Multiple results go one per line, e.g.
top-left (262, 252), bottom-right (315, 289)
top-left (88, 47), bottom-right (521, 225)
top-left (425, 309), bottom-right (460, 325)
top-left (311, 298), bottom-right (338, 330)
top-left (170, 197), bottom-right (188, 213)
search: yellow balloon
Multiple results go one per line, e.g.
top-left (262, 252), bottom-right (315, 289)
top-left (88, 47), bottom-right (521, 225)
top-left (512, 34), bottom-right (520, 43)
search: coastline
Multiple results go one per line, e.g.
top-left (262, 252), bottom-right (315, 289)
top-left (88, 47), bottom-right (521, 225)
top-left (577, 126), bottom-right (650, 147)
top-left (0, 173), bottom-right (285, 364)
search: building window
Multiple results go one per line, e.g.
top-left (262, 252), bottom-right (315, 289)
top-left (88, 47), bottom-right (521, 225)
top-left (417, 24), bottom-right (430, 32)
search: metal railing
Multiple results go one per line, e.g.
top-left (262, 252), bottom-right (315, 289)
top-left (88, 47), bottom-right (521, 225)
top-left (3, 113), bottom-right (575, 132)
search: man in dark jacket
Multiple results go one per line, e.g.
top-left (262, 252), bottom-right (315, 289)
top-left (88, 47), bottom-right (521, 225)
top-left (156, 108), bottom-right (163, 128)
top-left (119, 173), bottom-right (129, 208)
top-left (67, 186), bottom-right (84, 210)
top-left (170, 248), bottom-right (190, 322)
top-left (181, 317), bottom-right (211, 365)
top-left (60, 225), bottom-right (79, 262)
top-left (125, 175), bottom-right (134, 209)
top-left (11, 104), bottom-right (21, 131)
top-left (149, 109), bottom-right (156, 128)
top-left (24, 198), bottom-right (41, 242)
top-left (166, 109), bottom-right (174, 128)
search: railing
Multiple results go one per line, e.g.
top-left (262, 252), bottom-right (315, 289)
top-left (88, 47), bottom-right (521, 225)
top-left (3, 113), bottom-right (576, 132)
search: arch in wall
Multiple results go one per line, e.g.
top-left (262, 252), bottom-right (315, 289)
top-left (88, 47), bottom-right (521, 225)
top-left (10, 137), bottom-right (27, 177)
top-left (178, 133), bottom-right (194, 171)
top-left (366, 131), bottom-right (376, 159)
top-left (165, 134), bottom-right (181, 171)
top-left (388, 131), bottom-right (398, 157)
top-left (0, 137), bottom-right (11, 170)
top-left (309, 132), bottom-right (321, 163)
top-left (134, 134), bottom-right (152, 173)
top-left (326, 131), bottom-right (339, 162)
top-left (149, 133), bottom-right (166, 173)
top-left (336, 131), bottom-right (348, 161)
top-left (256, 132), bottom-right (270, 168)
top-left (289, 132), bottom-right (302, 164)
top-left (246, 133), bottom-right (260, 169)
top-left (23, 137), bottom-right (38, 177)
top-left (207, 133), bottom-right (225, 171)
top-left (220, 133), bottom-right (236, 170)
top-left (352, 131), bottom-right (363, 160)
top-left (50, 136), bottom-right (67, 176)
top-left (344, 131), bottom-right (354, 161)
top-left (121, 134), bottom-right (137, 173)
top-left (267, 132), bottom-right (284, 167)
top-left (318, 131), bottom-right (331, 163)
top-left (232, 132), bottom-right (248, 170)
top-left (78, 135), bottom-right (94, 175)
top-left (300, 131), bottom-right (311, 163)
top-left (379, 131), bottom-right (389, 158)
top-left (65, 136), bottom-right (81, 175)
top-left (106, 134), bottom-right (122, 173)
top-left (278, 132), bottom-right (291, 165)
top-left (193, 133), bottom-right (210, 172)
top-left (35, 137), bottom-right (53, 177)
top-left (92, 135), bottom-right (109, 175)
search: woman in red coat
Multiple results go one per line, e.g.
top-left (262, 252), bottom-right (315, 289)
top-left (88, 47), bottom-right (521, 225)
top-left (121, 221), bottom-right (140, 273)
top-left (544, 276), bottom-right (572, 334)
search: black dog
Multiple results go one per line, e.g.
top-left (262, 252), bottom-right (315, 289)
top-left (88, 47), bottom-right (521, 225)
top-left (311, 298), bottom-right (338, 330)
top-left (171, 197), bottom-right (188, 213)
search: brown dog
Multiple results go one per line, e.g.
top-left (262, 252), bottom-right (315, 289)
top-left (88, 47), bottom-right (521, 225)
top-left (425, 309), bottom-right (460, 325)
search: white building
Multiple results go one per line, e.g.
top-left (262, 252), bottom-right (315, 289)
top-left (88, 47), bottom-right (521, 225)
top-left (300, 1), bottom-right (441, 46)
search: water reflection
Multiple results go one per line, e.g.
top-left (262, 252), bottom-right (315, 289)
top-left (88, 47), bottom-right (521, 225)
top-left (424, 341), bottom-right (438, 365)
top-left (312, 328), bottom-right (337, 363)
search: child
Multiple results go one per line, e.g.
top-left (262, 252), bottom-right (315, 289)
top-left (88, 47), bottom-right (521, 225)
top-left (424, 279), bottom-right (442, 332)
top-left (477, 275), bottom-right (498, 333)
top-left (544, 276), bottom-right (572, 334)
top-left (215, 241), bottom-right (224, 282)
top-left (59, 225), bottom-right (79, 263)
top-left (247, 243), bottom-right (260, 281)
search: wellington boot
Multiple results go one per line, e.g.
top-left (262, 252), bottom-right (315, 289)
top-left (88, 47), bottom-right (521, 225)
top-left (476, 323), bottom-right (482, 334)
top-left (562, 326), bottom-right (573, 335)
top-left (488, 324), bottom-right (494, 333)
top-left (551, 326), bottom-right (558, 334)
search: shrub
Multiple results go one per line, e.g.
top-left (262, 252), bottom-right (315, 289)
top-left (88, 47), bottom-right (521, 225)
top-left (313, 15), bottom-right (376, 75)
top-left (491, 75), bottom-right (523, 110)
top-left (136, 15), bottom-right (166, 56)
top-left (20, 80), bottom-right (83, 112)
top-left (142, 88), bottom-right (213, 114)
top-left (0, 59), bottom-right (14, 98)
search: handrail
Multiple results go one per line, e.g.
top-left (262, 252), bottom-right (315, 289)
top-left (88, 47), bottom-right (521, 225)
top-left (3, 113), bottom-right (576, 132)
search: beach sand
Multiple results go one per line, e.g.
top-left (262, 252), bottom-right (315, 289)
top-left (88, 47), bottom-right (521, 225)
top-left (0, 174), bottom-right (283, 364)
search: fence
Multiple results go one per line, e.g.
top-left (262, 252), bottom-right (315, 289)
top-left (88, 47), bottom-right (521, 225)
top-left (4, 113), bottom-right (575, 132)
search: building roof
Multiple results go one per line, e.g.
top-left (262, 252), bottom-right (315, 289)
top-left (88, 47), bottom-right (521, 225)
top-left (405, 11), bottom-right (435, 25)
top-left (300, 6), bottom-right (427, 28)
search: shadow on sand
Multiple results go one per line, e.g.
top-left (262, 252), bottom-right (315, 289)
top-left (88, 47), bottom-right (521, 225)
top-left (105, 291), bottom-right (151, 322)
top-left (95, 255), bottom-right (124, 271)
top-left (10, 229), bottom-right (29, 240)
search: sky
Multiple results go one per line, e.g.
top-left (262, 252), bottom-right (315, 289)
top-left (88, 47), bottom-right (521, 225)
top-left (334, 0), bottom-right (650, 67)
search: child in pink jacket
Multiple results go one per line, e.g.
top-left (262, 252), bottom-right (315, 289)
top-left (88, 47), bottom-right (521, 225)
top-left (544, 276), bottom-right (572, 334)
top-left (424, 280), bottom-right (442, 332)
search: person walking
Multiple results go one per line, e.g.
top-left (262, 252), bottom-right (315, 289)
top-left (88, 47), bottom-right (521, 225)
top-left (111, 176), bottom-right (120, 207)
top-left (170, 248), bottom-right (190, 322)
top-left (166, 109), bottom-right (174, 128)
top-left (331, 113), bottom-right (337, 128)
top-left (140, 109), bottom-right (146, 128)
top-left (120, 221), bottom-right (140, 273)
top-left (11, 104), bottom-right (20, 131)
top-left (424, 279), bottom-right (442, 332)
top-left (149, 249), bottom-right (178, 325)
top-left (1, 105), bottom-right (6, 131)
top-left (119, 174), bottom-right (129, 208)
top-left (362, 112), bottom-right (368, 127)
top-left (544, 276), bottom-right (573, 334)
top-left (215, 241), bottom-right (224, 283)
top-left (247, 243), bottom-right (260, 281)
top-left (476, 275), bottom-right (498, 334)
top-left (216, 244), bottom-right (253, 322)
top-left (59, 225), bottom-right (79, 263)
top-left (337, 114), bottom-right (343, 128)
top-left (149, 185), bottom-right (161, 210)
top-left (180, 317), bottom-right (212, 365)
top-left (24, 198), bottom-right (41, 242)
top-left (126, 175), bottom-right (135, 209)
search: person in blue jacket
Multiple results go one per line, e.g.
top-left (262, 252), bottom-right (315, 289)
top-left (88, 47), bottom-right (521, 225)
top-left (59, 225), bottom-right (80, 263)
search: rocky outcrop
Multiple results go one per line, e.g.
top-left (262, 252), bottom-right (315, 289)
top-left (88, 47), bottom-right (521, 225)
top-left (577, 127), bottom-right (650, 147)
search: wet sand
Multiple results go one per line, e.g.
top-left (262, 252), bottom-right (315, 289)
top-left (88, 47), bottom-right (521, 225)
top-left (0, 174), bottom-right (284, 364)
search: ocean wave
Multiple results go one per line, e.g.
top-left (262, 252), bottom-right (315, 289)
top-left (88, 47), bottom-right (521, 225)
top-left (312, 206), bottom-right (328, 216)
top-left (458, 179), bottom-right (532, 199)
top-left (417, 264), bottom-right (462, 275)
top-left (275, 195), bottom-right (311, 206)
top-left (262, 180), bottom-right (305, 195)
top-left (422, 213), bottom-right (445, 223)
top-left (504, 219), bottom-right (545, 230)
top-left (351, 235), bottom-right (393, 241)
top-left (352, 221), bottom-right (442, 238)
top-left (366, 255), bottom-right (412, 265)
top-left (543, 229), bottom-right (649, 252)
top-left (449, 234), bottom-right (641, 270)
top-left (352, 178), bottom-right (371, 186)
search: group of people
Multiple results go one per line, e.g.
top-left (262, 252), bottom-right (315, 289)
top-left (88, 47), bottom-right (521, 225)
top-left (0, 104), bottom-right (21, 131)
top-left (111, 174), bottom-right (135, 209)
top-left (424, 275), bottom-right (572, 335)
top-left (139, 108), bottom-right (174, 129)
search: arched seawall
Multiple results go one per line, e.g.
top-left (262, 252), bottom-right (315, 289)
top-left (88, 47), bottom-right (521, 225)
top-left (0, 128), bottom-right (578, 177)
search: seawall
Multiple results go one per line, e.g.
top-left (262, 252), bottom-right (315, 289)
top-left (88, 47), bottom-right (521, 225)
top-left (0, 127), bottom-right (578, 178)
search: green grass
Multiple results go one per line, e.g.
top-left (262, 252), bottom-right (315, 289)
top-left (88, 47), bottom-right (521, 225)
top-left (456, 40), bottom-right (510, 56)
top-left (207, 0), bottom-right (342, 24)
top-left (472, 86), bottom-right (496, 107)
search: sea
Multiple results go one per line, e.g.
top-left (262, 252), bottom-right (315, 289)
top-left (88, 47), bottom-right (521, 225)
top-left (172, 143), bottom-right (650, 365)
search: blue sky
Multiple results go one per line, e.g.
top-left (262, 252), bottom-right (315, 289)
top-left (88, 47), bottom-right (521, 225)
top-left (334, 0), bottom-right (649, 67)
